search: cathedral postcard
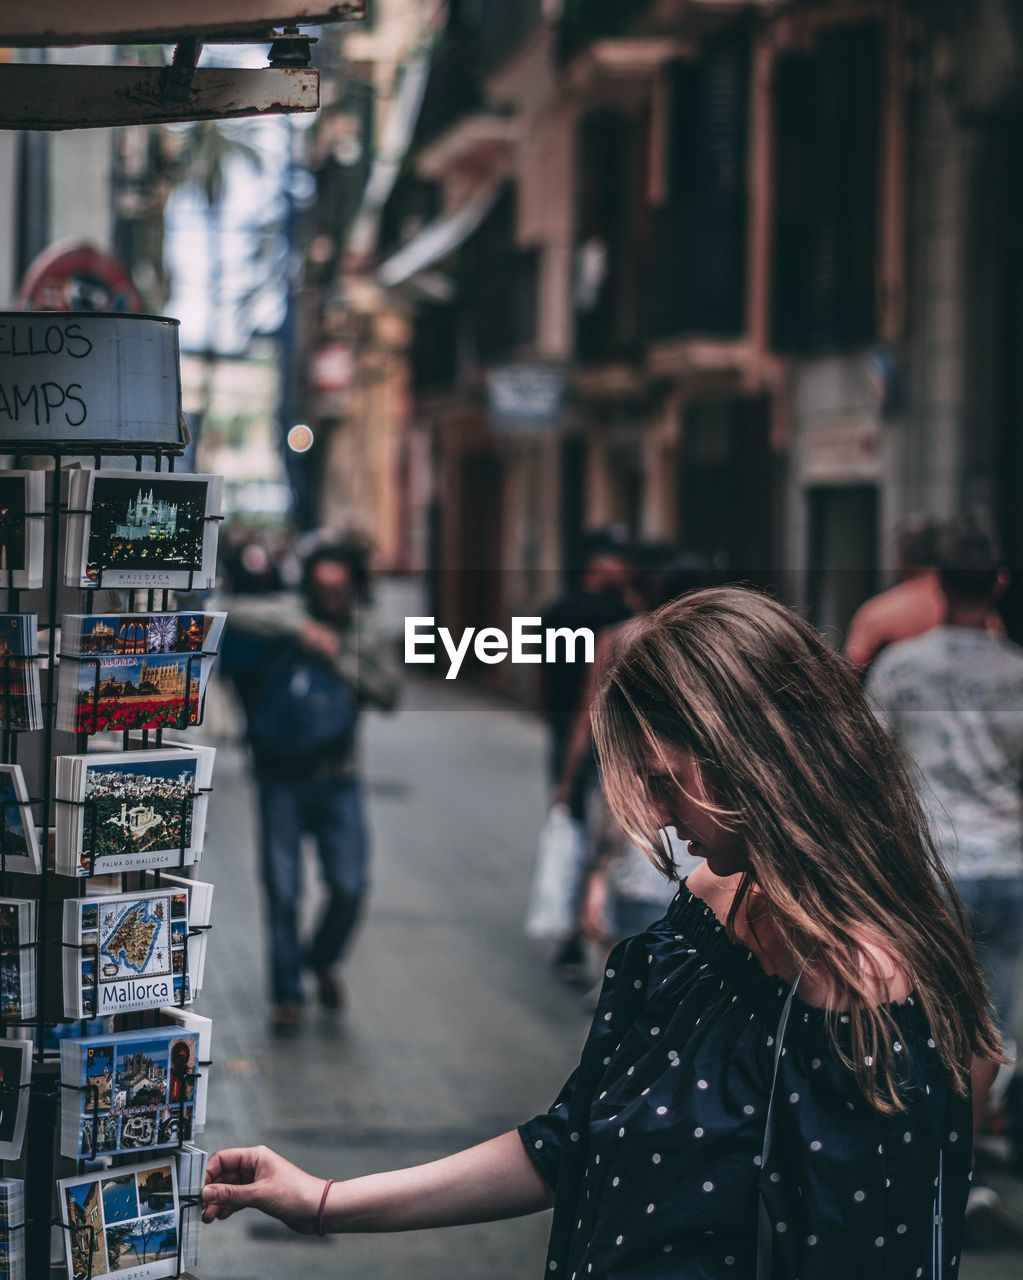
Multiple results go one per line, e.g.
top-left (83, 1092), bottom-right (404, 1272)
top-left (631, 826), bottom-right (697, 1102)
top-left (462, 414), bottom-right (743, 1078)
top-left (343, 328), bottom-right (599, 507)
top-left (64, 470), bottom-right (223, 590)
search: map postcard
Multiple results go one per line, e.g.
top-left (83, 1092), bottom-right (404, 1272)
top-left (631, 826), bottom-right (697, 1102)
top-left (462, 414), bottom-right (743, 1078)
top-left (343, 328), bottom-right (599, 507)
top-left (60, 1026), bottom-right (201, 1160)
top-left (0, 471), bottom-right (43, 589)
top-left (59, 1159), bottom-right (179, 1280)
top-left (55, 748), bottom-right (215, 877)
top-left (64, 470), bottom-right (223, 590)
top-left (63, 890), bottom-right (191, 1019)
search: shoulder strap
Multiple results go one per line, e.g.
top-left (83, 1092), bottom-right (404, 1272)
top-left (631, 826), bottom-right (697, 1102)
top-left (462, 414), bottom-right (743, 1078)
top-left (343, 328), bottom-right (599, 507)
top-left (932, 1147), bottom-right (944, 1280)
top-left (756, 975), bottom-right (801, 1280)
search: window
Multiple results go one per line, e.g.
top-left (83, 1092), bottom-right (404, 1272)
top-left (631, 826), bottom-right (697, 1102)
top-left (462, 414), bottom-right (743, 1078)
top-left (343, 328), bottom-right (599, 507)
top-left (462, 187), bottom-right (539, 364)
top-left (575, 109), bottom-right (651, 362)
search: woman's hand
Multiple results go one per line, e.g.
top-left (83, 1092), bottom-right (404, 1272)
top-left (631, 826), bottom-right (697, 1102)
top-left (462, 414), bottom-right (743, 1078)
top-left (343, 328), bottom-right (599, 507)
top-left (201, 1145), bottom-right (327, 1233)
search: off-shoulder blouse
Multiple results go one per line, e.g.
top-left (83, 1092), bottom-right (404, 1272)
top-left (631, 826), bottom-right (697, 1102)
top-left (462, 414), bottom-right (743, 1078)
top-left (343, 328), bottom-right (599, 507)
top-left (519, 881), bottom-right (971, 1279)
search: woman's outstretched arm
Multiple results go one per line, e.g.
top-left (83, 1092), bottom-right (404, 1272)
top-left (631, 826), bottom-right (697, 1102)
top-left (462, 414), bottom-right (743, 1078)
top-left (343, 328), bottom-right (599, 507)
top-left (201, 1131), bottom-right (555, 1234)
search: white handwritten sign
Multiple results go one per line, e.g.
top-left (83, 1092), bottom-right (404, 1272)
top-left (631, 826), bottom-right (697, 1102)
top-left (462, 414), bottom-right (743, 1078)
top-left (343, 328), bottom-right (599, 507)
top-left (0, 313), bottom-right (183, 445)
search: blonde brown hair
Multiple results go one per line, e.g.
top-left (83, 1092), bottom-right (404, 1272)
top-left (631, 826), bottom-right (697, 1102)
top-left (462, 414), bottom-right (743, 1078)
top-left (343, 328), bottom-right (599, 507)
top-left (592, 586), bottom-right (1003, 1111)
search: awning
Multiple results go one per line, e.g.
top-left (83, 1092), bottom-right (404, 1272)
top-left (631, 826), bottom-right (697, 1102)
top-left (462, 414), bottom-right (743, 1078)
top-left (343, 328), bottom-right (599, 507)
top-left (345, 51), bottom-right (432, 260)
top-left (378, 180), bottom-right (503, 289)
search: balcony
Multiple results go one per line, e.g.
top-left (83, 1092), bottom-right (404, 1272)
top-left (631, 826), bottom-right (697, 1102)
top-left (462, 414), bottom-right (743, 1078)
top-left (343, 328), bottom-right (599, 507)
top-left (557, 0), bottom-right (656, 65)
top-left (414, 3), bottom-right (536, 177)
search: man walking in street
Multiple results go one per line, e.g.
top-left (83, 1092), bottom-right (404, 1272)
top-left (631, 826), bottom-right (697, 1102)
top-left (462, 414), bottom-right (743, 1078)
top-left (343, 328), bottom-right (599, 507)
top-left (226, 541), bottom-right (400, 1034)
top-left (866, 519), bottom-right (1023, 1213)
top-left (845, 515), bottom-right (1003, 672)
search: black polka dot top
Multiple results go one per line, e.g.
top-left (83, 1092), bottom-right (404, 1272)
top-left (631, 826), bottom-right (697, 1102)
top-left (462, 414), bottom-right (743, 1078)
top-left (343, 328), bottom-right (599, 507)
top-left (519, 880), bottom-right (971, 1279)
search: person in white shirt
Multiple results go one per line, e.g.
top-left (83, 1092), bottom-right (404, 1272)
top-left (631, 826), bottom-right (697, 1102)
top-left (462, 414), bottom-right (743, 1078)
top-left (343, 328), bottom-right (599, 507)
top-left (866, 518), bottom-right (1022, 1208)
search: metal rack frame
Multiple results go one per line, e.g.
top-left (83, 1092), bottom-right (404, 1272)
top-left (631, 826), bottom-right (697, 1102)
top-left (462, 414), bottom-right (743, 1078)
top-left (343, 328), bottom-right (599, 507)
top-left (0, 442), bottom-right (215, 1277)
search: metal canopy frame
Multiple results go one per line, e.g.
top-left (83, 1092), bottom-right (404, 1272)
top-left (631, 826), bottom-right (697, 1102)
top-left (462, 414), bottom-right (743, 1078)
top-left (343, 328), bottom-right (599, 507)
top-left (0, 2), bottom-right (366, 129)
top-left (0, 64), bottom-right (320, 130)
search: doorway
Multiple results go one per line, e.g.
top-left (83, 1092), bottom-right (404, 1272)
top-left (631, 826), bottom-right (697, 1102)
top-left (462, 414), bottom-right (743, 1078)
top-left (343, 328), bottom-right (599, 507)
top-left (807, 485), bottom-right (879, 644)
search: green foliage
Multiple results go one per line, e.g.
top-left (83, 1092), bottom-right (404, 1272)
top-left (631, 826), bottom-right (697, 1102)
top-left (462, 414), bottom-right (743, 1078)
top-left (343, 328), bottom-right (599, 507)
top-left (179, 121), bottom-right (264, 210)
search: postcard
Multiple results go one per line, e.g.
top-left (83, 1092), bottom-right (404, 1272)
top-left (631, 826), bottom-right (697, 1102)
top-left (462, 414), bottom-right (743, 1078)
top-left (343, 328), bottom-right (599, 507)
top-left (0, 1177), bottom-right (24, 1280)
top-left (0, 472), bottom-right (43, 590)
top-left (58, 651), bottom-right (208, 735)
top-left (60, 1026), bottom-right (202, 1160)
top-left (0, 899), bottom-right (36, 1021)
top-left (175, 1146), bottom-right (206, 1273)
top-left (64, 470), bottom-right (223, 590)
top-left (0, 1042), bottom-right (30, 1162)
top-left (59, 1159), bottom-right (179, 1280)
top-left (55, 748), bottom-right (214, 877)
top-left (63, 890), bottom-right (194, 1019)
top-left (56, 612), bottom-right (225, 734)
top-left (0, 766), bottom-right (40, 875)
top-left (0, 616), bottom-right (41, 732)
top-left (63, 611), bottom-right (226, 657)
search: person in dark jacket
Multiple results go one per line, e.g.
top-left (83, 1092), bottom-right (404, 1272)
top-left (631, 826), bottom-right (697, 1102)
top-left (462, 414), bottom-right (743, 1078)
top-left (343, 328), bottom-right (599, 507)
top-left (227, 541), bottom-right (400, 1034)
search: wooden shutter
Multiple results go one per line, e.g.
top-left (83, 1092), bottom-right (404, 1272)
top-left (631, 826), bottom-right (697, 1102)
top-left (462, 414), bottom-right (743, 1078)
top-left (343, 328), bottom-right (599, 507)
top-left (575, 109), bottom-right (650, 361)
top-left (650, 37), bottom-right (749, 339)
top-left (771, 23), bottom-right (881, 353)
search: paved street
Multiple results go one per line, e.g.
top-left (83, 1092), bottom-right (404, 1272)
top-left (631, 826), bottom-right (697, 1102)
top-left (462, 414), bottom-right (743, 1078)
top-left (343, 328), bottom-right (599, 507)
top-left (196, 676), bottom-right (587, 1280)
top-left (194, 675), bottom-right (1023, 1280)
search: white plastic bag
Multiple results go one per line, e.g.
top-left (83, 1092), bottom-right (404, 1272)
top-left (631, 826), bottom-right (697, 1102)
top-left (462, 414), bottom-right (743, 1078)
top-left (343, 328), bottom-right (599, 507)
top-left (525, 803), bottom-right (586, 939)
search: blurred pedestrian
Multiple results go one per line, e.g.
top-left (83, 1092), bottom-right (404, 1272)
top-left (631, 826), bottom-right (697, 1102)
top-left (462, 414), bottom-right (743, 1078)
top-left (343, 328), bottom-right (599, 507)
top-left (866, 518), bottom-right (1021, 1212)
top-left (220, 522), bottom-right (285, 596)
top-left (845, 515), bottom-right (1003, 672)
top-left (203, 587), bottom-right (994, 1277)
top-left (539, 534), bottom-right (633, 980)
top-left (540, 534), bottom-right (633, 789)
top-left (224, 541), bottom-right (400, 1033)
top-left (567, 556), bottom-right (717, 956)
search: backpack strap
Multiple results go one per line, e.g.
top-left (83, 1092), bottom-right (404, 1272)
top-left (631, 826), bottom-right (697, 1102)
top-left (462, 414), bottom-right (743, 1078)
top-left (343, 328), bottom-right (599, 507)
top-left (756, 974), bottom-right (802, 1280)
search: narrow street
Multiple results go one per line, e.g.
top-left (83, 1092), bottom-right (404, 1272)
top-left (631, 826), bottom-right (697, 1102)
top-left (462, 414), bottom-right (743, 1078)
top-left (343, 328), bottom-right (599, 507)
top-left (196, 676), bottom-right (1023, 1280)
top-left (197, 676), bottom-right (589, 1280)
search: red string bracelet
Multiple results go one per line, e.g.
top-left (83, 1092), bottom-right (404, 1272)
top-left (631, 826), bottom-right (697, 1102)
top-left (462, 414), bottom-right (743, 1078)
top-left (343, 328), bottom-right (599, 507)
top-left (317, 1179), bottom-right (334, 1237)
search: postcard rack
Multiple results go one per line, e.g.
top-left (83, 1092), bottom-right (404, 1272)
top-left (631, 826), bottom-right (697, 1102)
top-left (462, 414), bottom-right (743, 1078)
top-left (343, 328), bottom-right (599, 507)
top-left (0, 440), bottom-right (214, 1278)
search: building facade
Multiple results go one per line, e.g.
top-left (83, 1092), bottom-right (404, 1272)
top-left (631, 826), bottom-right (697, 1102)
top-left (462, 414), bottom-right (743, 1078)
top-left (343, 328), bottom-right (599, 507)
top-left (326, 0), bottom-right (1023, 686)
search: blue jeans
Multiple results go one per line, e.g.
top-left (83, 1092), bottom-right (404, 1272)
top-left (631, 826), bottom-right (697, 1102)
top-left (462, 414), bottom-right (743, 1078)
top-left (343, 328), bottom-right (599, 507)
top-left (954, 875), bottom-right (1023, 1036)
top-left (256, 771), bottom-right (368, 1006)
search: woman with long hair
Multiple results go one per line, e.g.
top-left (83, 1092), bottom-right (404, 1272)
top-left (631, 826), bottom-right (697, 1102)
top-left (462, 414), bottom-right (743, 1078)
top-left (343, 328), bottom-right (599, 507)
top-left (201, 588), bottom-right (998, 1277)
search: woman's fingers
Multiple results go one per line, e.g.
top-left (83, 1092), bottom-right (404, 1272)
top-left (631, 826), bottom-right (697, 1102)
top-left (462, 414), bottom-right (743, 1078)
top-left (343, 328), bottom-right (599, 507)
top-left (205, 1146), bottom-right (263, 1187)
top-left (202, 1147), bottom-right (274, 1224)
top-left (202, 1179), bottom-right (259, 1212)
